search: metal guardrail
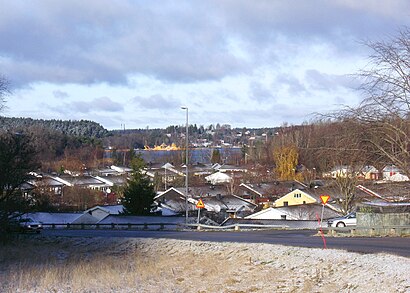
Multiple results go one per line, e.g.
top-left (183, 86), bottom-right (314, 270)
top-left (43, 223), bottom-right (180, 230)
top-left (186, 223), bottom-right (289, 230)
top-left (42, 223), bottom-right (410, 234)
top-left (42, 223), bottom-right (290, 231)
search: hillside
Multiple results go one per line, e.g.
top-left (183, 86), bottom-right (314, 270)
top-left (0, 117), bottom-right (108, 138)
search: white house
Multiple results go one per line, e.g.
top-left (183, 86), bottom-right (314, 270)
top-left (205, 172), bottom-right (232, 185)
top-left (382, 165), bottom-right (406, 181)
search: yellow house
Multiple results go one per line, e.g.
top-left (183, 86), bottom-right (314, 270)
top-left (274, 188), bottom-right (317, 207)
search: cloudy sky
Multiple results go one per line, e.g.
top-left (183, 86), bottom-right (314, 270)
top-left (1, 1), bottom-right (410, 130)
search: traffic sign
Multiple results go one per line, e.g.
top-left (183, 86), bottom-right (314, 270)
top-left (196, 199), bottom-right (205, 209)
top-left (320, 195), bottom-right (330, 205)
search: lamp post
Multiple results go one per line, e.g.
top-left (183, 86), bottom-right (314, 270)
top-left (181, 106), bottom-right (189, 223)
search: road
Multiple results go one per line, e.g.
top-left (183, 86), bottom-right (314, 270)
top-left (42, 229), bottom-right (410, 258)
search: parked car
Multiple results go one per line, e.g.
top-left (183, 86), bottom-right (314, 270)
top-left (8, 217), bottom-right (43, 233)
top-left (327, 212), bottom-right (356, 227)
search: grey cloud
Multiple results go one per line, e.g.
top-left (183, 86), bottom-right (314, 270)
top-left (249, 82), bottom-right (275, 103)
top-left (305, 69), bottom-right (359, 91)
top-left (65, 97), bottom-right (124, 113)
top-left (214, 0), bottom-right (410, 49)
top-left (0, 1), bottom-right (247, 87)
top-left (275, 75), bottom-right (307, 95)
top-left (134, 95), bottom-right (180, 110)
top-left (1, 0), bottom-right (410, 89)
top-left (53, 90), bottom-right (69, 99)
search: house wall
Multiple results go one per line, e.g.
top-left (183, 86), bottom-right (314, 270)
top-left (363, 172), bottom-right (379, 180)
top-left (247, 208), bottom-right (298, 220)
top-left (274, 190), bottom-right (316, 207)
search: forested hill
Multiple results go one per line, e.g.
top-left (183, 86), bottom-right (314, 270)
top-left (0, 117), bottom-right (108, 138)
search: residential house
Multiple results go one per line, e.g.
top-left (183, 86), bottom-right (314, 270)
top-left (153, 187), bottom-right (194, 216)
top-left (72, 204), bottom-right (124, 224)
top-left (382, 165), bottom-right (406, 181)
top-left (274, 188), bottom-right (317, 207)
top-left (153, 186), bottom-right (257, 220)
top-left (359, 165), bottom-right (380, 180)
top-left (326, 165), bottom-right (352, 178)
top-left (205, 172), bottom-right (232, 185)
top-left (54, 175), bottom-right (112, 192)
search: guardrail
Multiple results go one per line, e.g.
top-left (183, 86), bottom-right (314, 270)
top-left (42, 223), bottom-right (290, 231)
top-left (186, 223), bottom-right (289, 231)
top-left (43, 223), bottom-right (181, 231)
top-left (321, 225), bottom-right (410, 237)
top-left (42, 223), bottom-right (410, 235)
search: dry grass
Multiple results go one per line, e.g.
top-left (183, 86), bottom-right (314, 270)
top-left (0, 236), bottom-right (409, 292)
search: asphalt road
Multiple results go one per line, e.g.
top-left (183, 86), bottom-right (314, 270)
top-left (42, 229), bottom-right (410, 258)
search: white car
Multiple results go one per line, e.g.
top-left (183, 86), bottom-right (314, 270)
top-left (327, 212), bottom-right (356, 227)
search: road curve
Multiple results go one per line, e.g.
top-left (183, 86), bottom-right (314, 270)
top-left (42, 229), bottom-right (410, 258)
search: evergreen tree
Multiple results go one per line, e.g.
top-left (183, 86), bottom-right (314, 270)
top-left (0, 132), bottom-right (39, 238)
top-left (211, 149), bottom-right (221, 164)
top-left (121, 155), bottom-right (155, 215)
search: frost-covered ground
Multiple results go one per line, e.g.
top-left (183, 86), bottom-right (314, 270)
top-left (0, 236), bottom-right (409, 292)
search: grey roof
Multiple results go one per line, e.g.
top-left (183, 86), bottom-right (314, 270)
top-left (238, 181), bottom-right (308, 198)
top-left (99, 215), bottom-right (185, 224)
top-left (24, 212), bottom-right (82, 224)
top-left (33, 177), bottom-right (65, 187)
top-left (103, 175), bottom-right (128, 185)
top-left (201, 195), bottom-right (256, 212)
top-left (59, 175), bottom-right (106, 186)
top-left (91, 204), bottom-right (124, 214)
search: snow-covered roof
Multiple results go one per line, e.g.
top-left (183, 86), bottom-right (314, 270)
top-left (99, 215), bottom-right (185, 224)
top-left (162, 163), bottom-right (175, 169)
top-left (24, 212), bottom-right (82, 224)
top-left (205, 172), bottom-right (232, 185)
top-left (85, 204), bottom-right (124, 215)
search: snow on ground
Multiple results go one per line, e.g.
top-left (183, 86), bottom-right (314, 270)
top-left (1, 236), bottom-right (409, 292)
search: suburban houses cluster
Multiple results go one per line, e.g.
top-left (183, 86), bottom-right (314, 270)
top-left (22, 160), bottom-right (410, 227)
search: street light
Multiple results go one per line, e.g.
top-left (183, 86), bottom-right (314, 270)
top-left (181, 106), bottom-right (189, 223)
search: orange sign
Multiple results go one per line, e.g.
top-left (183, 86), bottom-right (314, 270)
top-left (320, 195), bottom-right (330, 205)
top-left (196, 199), bottom-right (205, 209)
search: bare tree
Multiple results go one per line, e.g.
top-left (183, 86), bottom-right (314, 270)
top-left (334, 27), bottom-right (410, 177)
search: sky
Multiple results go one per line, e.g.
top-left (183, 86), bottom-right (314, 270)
top-left (1, 0), bottom-right (410, 130)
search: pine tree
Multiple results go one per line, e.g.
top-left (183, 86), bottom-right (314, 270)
top-left (121, 155), bottom-right (155, 215)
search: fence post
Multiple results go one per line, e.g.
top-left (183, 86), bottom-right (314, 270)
top-left (160, 224), bottom-right (165, 230)
top-left (128, 223), bottom-right (131, 230)
top-left (143, 223), bottom-right (148, 230)
top-left (67, 223), bottom-right (70, 229)
top-left (111, 223), bottom-right (115, 229)
top-left (81, 223), bottom-right (84, 230)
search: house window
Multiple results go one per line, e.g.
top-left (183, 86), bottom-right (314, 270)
top-left (281, 215), bottom-right (287, 220)
top-left (293, 193), bottom-right (301, 198)
top-left (303, 201), bottom-right (306, 204)
top-left (283, 201), bottom-right (288, 206)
